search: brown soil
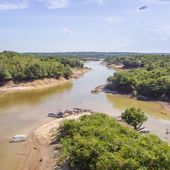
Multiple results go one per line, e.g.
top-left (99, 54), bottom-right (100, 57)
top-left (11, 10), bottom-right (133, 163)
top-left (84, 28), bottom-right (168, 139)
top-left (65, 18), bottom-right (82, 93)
top-left (0, 68), bottom-right (90, 93)
top-left (159, 102), bottom-right (170, 112)
top-left (21, 113), bottom-right (91, 170)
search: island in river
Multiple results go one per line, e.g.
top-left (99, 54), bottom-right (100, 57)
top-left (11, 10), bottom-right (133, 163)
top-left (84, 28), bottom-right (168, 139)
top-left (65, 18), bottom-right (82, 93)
top-left (105, 54), bottom-right (170, 102)
top-left (22, 111), bottom-right (170, 170)
top-left (103, 54), bottom-right (170, 119)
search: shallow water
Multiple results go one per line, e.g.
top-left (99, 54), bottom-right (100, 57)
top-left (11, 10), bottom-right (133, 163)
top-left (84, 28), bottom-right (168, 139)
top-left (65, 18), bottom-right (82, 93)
top-left (0, 61), bottom-right (169, 170)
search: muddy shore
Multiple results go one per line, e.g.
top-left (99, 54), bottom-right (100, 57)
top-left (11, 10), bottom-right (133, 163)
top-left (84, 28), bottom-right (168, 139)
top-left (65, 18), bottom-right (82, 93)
top-left (21, 112), bottom-right (91, 170)
top-left (91, 84), bottom-right (170, 118)
top-left (0, 68), bottom-right (90, 94)
top-left (100, 62), bottom-right (170, 116)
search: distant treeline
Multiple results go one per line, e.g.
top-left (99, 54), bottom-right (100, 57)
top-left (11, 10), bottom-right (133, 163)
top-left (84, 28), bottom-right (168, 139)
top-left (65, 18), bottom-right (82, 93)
top-left (25, 52), bottom-right (170, 59)
top-left (105, 55), bottom-right (170, 69)
top-left (0, 51), bottom-right (83, 82)
top-left (106, 55), bottom-right (170, 101)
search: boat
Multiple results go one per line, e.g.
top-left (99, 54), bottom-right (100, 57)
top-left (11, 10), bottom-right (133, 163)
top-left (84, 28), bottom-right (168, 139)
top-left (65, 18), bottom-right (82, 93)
top-left (139, 128), bottom-right (150, 133)
top-left (10, 135), bottom-right (27, 143)
top-left (55, 111), bottom-right (65, 118)
top-left (48, 111), bottom-right (65, 118)
top-left (48, 112), bottom-right (57, 118)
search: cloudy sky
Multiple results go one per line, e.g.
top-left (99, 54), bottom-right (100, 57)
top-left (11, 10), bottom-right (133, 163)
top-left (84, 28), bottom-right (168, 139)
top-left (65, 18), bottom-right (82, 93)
top-left (0, 0), bottom-right (170, 52)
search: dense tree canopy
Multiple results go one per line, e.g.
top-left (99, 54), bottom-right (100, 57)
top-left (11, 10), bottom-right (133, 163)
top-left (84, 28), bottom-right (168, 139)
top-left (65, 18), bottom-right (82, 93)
top-left (105, 55), bottom-right (170, 70)
top-left (57, 113), bottom-right (170, 170)
top-left (121, 107), bottom-right (148, 130)
top-left (106, 55), bottom-right (170, 101)
top-left (0, 51), bottom-right (83, 82)
top-left (107, 68), bottom-right (170, 101)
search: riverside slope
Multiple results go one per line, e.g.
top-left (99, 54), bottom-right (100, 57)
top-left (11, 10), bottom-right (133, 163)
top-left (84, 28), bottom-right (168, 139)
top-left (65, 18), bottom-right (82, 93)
top-left (0, 68), bottom-right (90, 93)
top-left (21, 112), bottom-right (91, 170)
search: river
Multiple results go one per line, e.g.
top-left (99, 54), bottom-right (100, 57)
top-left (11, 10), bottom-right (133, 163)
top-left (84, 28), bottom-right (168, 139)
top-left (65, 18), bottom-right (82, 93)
top-left (0, 61), bottom-right (170, 170)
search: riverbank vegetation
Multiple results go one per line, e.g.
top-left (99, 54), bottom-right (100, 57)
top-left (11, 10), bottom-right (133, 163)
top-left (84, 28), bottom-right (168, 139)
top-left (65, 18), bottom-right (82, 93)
top-left (0, 51), bottom-right (83, 82)
top-left (106, 55), bottom-right (170, 101)
top-left (57, 113), bottom-right (170, 170)
top-left (105, 55), bottom-right (170, 69)
top-left (121, 107), bottom-right (148, 130)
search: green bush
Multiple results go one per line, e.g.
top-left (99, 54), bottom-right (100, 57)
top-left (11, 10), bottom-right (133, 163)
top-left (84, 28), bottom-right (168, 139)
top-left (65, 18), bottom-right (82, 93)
top-left (107, 69), bottom-right (170, 101)
top-left (106, 55), bottom-right (170, 101)
top-left (57, 113), bottom-right (170, 170)
top-left (105, 55), bottom-right (170, 69)
top-left (121, 107), bottom-right (148, 130)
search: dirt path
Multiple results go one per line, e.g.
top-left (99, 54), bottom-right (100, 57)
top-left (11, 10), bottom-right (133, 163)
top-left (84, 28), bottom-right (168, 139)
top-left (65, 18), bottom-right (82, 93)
top-left (21, 113), bottom-right (91, 170)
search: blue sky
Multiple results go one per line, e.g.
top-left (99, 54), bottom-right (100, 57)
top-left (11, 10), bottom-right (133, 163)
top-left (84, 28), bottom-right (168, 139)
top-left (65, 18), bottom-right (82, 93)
top-left (0, 0), bottom-right (170, 52)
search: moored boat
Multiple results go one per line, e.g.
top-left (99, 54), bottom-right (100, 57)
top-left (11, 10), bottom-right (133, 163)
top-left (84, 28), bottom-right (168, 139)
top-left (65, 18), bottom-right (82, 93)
top-left (10, 135), bottom-right (27, 143)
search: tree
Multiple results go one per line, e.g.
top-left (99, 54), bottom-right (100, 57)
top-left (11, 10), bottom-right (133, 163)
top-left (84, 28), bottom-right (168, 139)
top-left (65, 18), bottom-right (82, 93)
top-left (106, 67), bottom-right (170, 101)
top-left (0, 51), bottom-right (83, 81)
top-left (0, 65), bottom-right (12, 81)
top-left (58, 113), bottom-right (170, 170)
top-left (121, 107), bottom-right (148, 130)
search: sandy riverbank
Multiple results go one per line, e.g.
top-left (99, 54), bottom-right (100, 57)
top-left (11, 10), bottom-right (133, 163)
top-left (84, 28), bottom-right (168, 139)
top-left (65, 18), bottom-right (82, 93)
top-left (101, 62), bottom-right (128, 72)
top-left (159, 102), bottom-right (170, 112)
top-left (102, 63), bottom-right (170, 113)
top-left (20, 111), bottom-right (170, 170)
top-left (21, 112), bottom-right (91, 170)
top-left (0, 68), bottom-right (90, 93)
top-left (91, 84), bottom-right (170, 118)
top-left (105, 88), bottom-right (170, 116)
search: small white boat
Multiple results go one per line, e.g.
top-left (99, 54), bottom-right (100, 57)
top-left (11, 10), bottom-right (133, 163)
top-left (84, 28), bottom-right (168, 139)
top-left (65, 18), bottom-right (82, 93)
top-left (10, 135), bottom-right (27, 143)
top-left (139, 128), bottom-right (150, 133)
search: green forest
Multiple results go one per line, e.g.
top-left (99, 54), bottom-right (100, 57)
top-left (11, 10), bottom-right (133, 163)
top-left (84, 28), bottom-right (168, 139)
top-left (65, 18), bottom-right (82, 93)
top-left (106, 55), bottom-right (170, 101)
top-left (105, 55), bottom-right (170, 70)
top-left (0, 51), bottom-right (83, 82)
top-left (57, 113), bottom-right (170, 170)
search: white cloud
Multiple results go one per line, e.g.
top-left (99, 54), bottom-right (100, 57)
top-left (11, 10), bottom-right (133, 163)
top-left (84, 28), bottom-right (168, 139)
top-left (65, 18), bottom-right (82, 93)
top-left (103, 16), bottom-right (123, 24)
top-left (84, 0), bottom-right (104, 5)
top-left (0, 0), bottom-right (28, 10)
top-left (0, 0), bottom-right (107, 11)
top-left (141, 0), bottom-right (170, 4)
top-left (38, 0), bottom-right (69, 9)
top-left (63, 27), bottom-right (75, 36)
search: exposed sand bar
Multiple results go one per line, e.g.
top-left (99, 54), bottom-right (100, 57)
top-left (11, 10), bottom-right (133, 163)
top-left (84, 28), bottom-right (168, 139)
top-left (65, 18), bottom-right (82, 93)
top-left (21, 112), bottom-right (91, 170)
top-left (0, 68), bottom-right (90, 93)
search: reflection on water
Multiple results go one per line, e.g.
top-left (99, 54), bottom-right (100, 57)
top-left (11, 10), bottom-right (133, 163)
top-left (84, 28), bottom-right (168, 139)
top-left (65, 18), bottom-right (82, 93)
top-left (106, 94), bottom-right (170, 120)
top-left (0, 82), bottom-right (73, 112)
top-left (0, 61), bottom-right (169, 170)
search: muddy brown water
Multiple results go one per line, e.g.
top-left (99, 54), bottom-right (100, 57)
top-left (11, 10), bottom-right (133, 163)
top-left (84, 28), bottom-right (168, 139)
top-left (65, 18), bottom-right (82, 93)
top-left (0, 61), bottom-right (170, 170)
